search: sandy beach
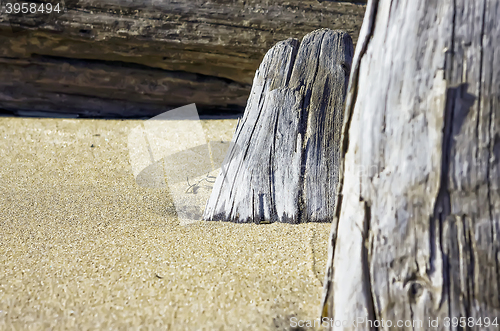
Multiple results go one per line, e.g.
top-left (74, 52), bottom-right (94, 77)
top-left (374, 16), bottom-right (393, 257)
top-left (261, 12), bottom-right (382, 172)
top-left (0, 118), bottom-right (331, 330)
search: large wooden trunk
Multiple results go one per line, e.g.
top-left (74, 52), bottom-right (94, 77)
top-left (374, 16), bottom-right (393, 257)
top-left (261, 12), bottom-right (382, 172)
top-left (0, 0), bottom-right (365, 117)
top-left (322, 0), bottom-right (500, 329)
top-left (203, 29), bottom-right (354, 224)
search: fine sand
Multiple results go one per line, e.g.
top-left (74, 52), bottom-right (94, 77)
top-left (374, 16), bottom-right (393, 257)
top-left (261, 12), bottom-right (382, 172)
top-left (0, 118), bottom-right (331, 330)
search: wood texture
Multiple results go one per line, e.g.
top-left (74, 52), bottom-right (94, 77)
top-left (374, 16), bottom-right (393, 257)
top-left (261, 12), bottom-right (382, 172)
top-left (203, 29), bottom-right (354, 224)
top-left (322, 0), bottom-right (500, 329)
top-left (0, 0), bottom-right (365, 117)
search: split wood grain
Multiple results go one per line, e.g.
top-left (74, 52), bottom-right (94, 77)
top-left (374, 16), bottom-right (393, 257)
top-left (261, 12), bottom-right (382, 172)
top-left (203, 29), bottom-right (354, 224)
top-left (0, 0), bottom-right (365, 116)
top-left (322, 0), bottom-right (500, 329)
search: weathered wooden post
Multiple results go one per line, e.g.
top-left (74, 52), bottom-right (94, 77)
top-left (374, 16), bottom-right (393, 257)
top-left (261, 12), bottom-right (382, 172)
top-left (203, 29), bottom-right (354, 223)
top-left (322, 0), bottom-right (500, 329)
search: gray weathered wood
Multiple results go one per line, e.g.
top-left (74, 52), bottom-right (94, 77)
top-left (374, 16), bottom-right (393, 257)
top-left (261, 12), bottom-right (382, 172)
top-left (203, 29), bottom-right (354, 224)
top-left (0, 56), bottom-right (249, 117)
top-left (322, 0), bottom-right (500, 329)
top-left (0, 0), bottom-right (365, 117)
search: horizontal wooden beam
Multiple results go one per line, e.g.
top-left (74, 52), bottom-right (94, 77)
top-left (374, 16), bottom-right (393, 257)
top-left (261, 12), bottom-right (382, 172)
top-left (0, 0), bottom-right (365, 116)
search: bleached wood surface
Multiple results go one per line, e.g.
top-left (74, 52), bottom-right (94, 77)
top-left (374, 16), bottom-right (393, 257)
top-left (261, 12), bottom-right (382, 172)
top-left (203, 29), bottom-right (354, 223)
top-left (322, 0), bottom-right (500, 329)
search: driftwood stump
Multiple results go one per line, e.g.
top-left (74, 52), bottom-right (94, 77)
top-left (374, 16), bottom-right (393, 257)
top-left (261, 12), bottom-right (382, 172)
top-left (203, 29), bottom-right (354, 224)
top-left (322, 0), bottom-right (500, 329)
